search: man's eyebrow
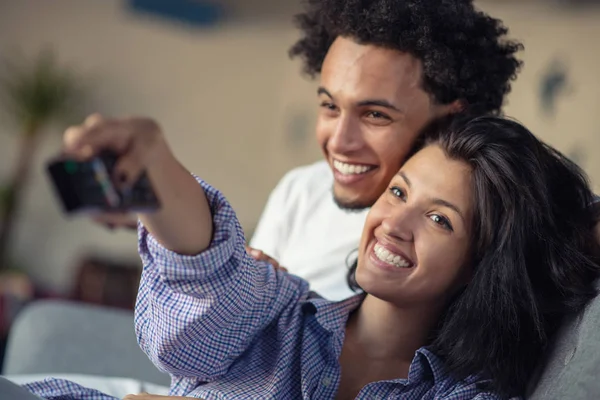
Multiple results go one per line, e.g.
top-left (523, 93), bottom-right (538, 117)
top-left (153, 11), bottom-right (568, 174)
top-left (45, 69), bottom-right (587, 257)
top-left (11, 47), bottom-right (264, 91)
top-left (318, 87), bottom-right (403, 113)
top-left (317, 87), bottom-right (333, 98)
top-left (357, 99), bottom-right (402, 113)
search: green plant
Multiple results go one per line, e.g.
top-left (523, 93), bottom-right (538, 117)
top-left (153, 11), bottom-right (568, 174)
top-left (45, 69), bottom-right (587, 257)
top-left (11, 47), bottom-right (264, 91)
top-left (0, 47), bottom-right (85, 269)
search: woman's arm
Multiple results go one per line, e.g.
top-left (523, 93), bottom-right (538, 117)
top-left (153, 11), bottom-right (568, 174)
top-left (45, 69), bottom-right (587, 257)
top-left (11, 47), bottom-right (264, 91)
top-left (137, 144), bottom-right (212, 255)
top-left (62, 115), bottom-right (310, 381)
top-left (135, 177), bottom-right (309, 379)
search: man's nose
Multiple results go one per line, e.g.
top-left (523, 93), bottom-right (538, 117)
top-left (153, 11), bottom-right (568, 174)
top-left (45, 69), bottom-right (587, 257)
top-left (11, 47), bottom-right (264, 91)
top-left (327, 114), bottom-right (364, 154)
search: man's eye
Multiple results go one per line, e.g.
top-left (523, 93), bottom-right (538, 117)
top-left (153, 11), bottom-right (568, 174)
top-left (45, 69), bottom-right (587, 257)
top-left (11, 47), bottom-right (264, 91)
top-left (320, 102), bottom-right (337, 111)
top-left (366, 111), bottom-right (391, 120)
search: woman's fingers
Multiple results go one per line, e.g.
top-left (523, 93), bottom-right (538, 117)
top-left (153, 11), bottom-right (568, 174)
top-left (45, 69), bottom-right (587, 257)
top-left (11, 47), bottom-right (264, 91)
top-left (63, 117), bottom-right (130, 158)
top-left (61, 114), bottom-right (167, 189)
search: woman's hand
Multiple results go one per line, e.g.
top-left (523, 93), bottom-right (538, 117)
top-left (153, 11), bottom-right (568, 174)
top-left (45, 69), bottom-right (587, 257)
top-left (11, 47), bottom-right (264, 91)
top-left (63, 114), bottom-right (212, 255)
top-left (63, 114), bottom-right (169, 186)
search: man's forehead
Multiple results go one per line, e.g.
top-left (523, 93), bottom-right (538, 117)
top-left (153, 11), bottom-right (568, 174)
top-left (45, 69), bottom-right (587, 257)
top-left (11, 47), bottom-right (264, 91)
top-left (321, 38), bottom-right (426, 102)
top-left (324, 38), bottom-right (423, 79)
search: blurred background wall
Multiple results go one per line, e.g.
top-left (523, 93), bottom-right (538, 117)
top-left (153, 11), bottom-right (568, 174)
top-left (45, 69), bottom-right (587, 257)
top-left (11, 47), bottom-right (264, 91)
top-left (0, 0), bottom-right (598, 295)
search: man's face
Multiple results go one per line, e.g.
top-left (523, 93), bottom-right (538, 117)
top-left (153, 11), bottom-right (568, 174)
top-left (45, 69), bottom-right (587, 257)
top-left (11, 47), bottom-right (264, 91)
top-left (316, 36), bottom-right (452, 210)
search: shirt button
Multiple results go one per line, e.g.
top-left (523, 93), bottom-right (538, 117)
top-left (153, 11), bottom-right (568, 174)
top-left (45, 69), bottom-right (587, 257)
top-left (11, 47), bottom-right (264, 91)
top-left (321, 376), bottom-right (332, 387)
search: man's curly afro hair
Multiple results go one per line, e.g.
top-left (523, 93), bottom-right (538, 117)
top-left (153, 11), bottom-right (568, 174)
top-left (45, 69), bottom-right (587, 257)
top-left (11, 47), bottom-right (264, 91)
top-left (289, 0), bottom-right (523, 115)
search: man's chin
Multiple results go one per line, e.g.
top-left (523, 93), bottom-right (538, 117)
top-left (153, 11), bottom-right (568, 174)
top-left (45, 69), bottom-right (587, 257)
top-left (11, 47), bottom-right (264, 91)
top-left (332, 191), bottom-right (373, 212)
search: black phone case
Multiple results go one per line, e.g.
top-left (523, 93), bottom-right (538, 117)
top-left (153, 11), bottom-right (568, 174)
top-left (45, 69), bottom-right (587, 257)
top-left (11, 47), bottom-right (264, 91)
top-left (46, 151), bottom-right (160, 214)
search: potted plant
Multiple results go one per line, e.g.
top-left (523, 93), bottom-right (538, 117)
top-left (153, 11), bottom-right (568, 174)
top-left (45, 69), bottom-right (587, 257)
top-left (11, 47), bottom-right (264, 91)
top-left (0, 47), bottom-right (85, 273)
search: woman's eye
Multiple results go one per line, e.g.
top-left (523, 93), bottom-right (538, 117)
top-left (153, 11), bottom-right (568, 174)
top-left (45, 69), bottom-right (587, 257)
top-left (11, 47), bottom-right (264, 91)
top-left (429, 214), bottom-right (453, 231)
top-left (389, 186), bottom-right (405, 199)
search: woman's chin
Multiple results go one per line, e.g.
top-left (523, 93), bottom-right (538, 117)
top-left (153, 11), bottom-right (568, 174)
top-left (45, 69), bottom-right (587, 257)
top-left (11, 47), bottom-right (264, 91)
top-left (355, 269), bottom-right (388, 299)
top-left (355, 263), bottom-right (415, 305)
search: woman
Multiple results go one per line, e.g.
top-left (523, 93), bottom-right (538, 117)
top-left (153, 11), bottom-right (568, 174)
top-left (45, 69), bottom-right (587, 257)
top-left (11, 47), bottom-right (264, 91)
top-left (24, 114), bottom-right (600, 399)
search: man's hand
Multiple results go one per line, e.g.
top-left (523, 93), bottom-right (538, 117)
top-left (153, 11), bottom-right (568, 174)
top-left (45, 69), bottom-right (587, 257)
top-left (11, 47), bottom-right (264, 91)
top-left (245, 246), bottom-right (287, 272)
top-left (123, 394), bottom-right (199, 400)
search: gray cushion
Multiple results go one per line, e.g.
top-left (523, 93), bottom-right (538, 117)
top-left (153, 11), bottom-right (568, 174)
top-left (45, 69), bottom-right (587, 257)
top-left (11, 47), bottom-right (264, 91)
top-left (528, 289), bottom-right (600, 399)
top-left (2, 300), bottom-right (169, 386)
top-left (0, 377), bottom-right (43, 400)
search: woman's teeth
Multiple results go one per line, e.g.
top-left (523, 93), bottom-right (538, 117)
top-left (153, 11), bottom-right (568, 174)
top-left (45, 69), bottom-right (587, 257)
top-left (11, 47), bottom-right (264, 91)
top-left (333, 160), bottom-right (373, 175)
top-left (373, 243), bottom-right (411, 268)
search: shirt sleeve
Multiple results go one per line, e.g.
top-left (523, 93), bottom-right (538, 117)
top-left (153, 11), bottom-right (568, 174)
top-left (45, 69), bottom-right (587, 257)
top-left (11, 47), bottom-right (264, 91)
top-left (135, 176), bottom-right (309, 381)
top-left (23, 378), bottom-right (118, 400)
top-left (248, 169), bottom-right (299, 260)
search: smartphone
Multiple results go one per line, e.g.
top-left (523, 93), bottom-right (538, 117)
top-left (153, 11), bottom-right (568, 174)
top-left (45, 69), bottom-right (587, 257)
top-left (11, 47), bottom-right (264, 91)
top-left (46, 151), bottom-right (160, 214)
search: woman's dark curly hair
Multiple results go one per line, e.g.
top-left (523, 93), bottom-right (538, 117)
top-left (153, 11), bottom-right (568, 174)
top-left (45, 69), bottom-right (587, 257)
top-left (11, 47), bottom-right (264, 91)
top-left (349, 114), bottom-right (600, 397)
top-left (289, 0), bottom-right (523, 115)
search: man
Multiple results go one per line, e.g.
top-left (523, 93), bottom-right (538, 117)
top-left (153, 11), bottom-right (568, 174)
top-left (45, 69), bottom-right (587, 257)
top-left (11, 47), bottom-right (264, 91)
top-left (248, 0), bottom-right (523, 300)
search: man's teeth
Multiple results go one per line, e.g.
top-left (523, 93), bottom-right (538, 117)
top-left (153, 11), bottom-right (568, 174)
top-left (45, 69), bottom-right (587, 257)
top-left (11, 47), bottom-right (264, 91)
top-left (373, 243), bottom-right (411, 268)
top-left (333, 160), bottom-right (372, 175)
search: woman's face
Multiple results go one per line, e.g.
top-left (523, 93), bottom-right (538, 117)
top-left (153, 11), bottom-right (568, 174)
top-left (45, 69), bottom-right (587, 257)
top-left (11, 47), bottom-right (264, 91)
top-left (356, 144), bottom-right (474, 308)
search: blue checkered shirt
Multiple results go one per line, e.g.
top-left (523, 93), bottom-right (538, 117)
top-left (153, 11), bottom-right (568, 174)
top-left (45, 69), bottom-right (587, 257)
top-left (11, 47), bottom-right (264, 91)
top-left (24, 178), bottom-right (511, 399)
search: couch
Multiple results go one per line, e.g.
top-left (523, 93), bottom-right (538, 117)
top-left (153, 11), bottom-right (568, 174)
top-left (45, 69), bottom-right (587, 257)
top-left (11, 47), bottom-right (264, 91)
top-left (2, 300), bottom-right (170, 393)
top-left (2, 290), bottom-right (600, 399)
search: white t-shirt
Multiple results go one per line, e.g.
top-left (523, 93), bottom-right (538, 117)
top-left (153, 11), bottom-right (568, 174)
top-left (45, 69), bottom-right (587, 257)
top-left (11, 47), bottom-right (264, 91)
top-left (250, 161), bottom-right (369, 300)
